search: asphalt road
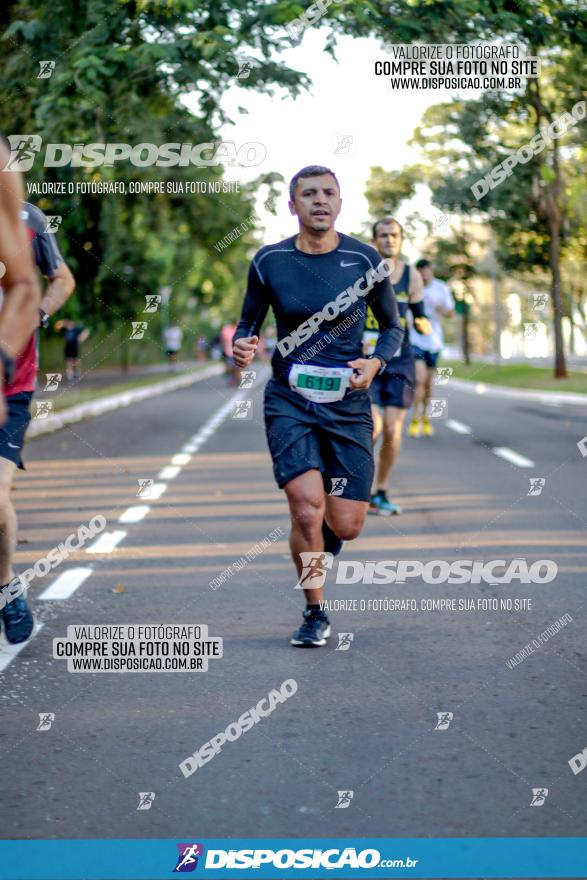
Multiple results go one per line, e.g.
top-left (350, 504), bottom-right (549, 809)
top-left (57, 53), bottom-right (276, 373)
top-left (1, 366), bottom-right (586, 847)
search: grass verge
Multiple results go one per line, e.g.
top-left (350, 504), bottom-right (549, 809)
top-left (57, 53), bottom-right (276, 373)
top-left (443, 360), bottom-right (587, 395)
top-left (36, 369), bottom-right (204, 413)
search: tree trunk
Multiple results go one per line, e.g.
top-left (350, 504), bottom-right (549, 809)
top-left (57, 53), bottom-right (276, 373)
top-left (547, 212), bottom-right (567, 378)
top-left (527, 62), bottom-right (567, 379)
top-left (462, 308), bottom-right (470, 364)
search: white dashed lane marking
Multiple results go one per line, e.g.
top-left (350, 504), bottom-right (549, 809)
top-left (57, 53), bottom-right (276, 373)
top-left (4, 385), bottom-right (252, 672)
top-left (492, 446), bottom-right (535, 468)
top-left (118, 506), bottom-right (150, 524)
top-left (158, 466), bottom-right (181, 480)
top-left (445, 419), bottom-right (535, 468)
top-left (446, 419), bottom-right (473, 435)
top-left (171, 454), bottom-right (191, 466)
top-left (39, 568), bottom-right (93, 601)
top-left (86, 530), bottom-right (127, 554)
top-left (143, 482), bottom-right (167, 500)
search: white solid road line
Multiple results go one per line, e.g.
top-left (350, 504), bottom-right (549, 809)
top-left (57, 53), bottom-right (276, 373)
top-left (0, 622), bottom-right (44, 672)
top-left (39, 567), bottom-right (94, 600)
top-left (86, 530), bottom-right (128, 554)
top-left (446, 419), bottom-right (473, 435)
top-left (158, 465), bottom-right (180, 480)
top-left (492, 446), bottom-right (536, 468)
top-left (118, 505), bottom-right (150, 524)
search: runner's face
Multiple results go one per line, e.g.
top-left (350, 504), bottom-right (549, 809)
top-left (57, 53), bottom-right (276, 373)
top-left (289, 174), bottom-right (341, 232)
top-left (374, 222), bottom-right (403, 259)
top-left (418, 265), bottom-right (433, 285)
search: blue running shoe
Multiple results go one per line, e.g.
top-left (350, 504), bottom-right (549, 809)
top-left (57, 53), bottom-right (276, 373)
top-left (369, 490), bottom-right (402, 516)
top-left (290, 609), bottom-right (331, 647)
top-left (322, 519), bottom-right (343, 557)
top-left (2, 578), bottom-right (34, 644)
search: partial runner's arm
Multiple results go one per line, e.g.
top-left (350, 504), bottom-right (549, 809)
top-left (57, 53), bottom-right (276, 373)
top-left (408, 265), bottom-right (424, 303)
top-left (232, 260), bottom-right (270, 368)
top-left (0, 148), bottom-right (41, 362)
top-left (365, 271), bottom-right (403, 369)
top-left (408, 265), bottom-right (431, 335)
top-left (27, 205), bottom-right (76, 316)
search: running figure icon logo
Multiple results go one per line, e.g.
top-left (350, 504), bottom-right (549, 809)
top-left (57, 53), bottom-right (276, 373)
top-left (44, 216), bottom-right (62, 233)
top-left (434, 367), bottom-right (453, 385)
top-left (232, 400), bottom-right (252, 419)
top-left (429, 399), bottom-right (447, 419)
top-left (44, 373), bottom-right (62, 391)
top-left (336, 632), bottom-right (354, 651)
top-left (435, 712), bottom-right (453, 730)
top-left (36, 713), bottom-right (55, 731)
top-left (433, 212), bottom-right (452, 231)
top-left (137, 479), bottom-right (154, 497)
top-left (5, 135), bottom-right (42, 172)
top-left (531, 294), bottom-right (548, 311)
top-left (129, 321), bottom-right (148, 340)
top-left (144, 294), bottom-right (161, 313)
top-left (329, 477), bottom-right (348, 496)
top-left (528, 478), bottom-right (546, 496)
top-left (136, 792), bottom-right (155, 811)
top-left (335, 790), bottom-right (354, 809)
top-left (523, 322), bottom-right (540, 341)
top-left (295, 551), bottom-right (334, 591)
top-left (237, 61), bottom-right (252, 79)
top-left (173, 843), bottom-right (204, 873)
top-left (530, 788), bottom-right (548, 806)
top-left (37, 60), bottom-right (56, 78)
top-left (239, 371), bottom-right (256, 389)
top-left (333, 134), bottom-right (354, 155)
top-left (34, 401), bottom-right (53, 419)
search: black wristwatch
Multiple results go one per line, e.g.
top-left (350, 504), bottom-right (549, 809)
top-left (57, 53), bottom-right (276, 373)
top-left (39, 308), bottom-right (50, 329)
top-left (368, 354), bottom-right (386, 375)
top-left (0, 349), bottom-right (15, 384)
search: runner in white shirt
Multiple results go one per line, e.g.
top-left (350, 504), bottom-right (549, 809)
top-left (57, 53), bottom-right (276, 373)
top-left (163, 324), bottom-right (183, 370)
top-left (408, 259), bottom-right (454, 437)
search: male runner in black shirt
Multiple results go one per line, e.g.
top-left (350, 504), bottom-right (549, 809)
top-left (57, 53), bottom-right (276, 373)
top-left (233, 165), bottom-right (402, 647)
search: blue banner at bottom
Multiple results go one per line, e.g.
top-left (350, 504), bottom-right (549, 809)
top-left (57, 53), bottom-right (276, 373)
top-left (0, 838), bottom-right (586, 880)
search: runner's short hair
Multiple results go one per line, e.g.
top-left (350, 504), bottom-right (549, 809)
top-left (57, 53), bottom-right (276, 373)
top-left (372, 217), bottom-right (404, 239)
top-left (416, 259), bottom-right (431, 269)
top-left (289, 165), bottom-right (340, 201)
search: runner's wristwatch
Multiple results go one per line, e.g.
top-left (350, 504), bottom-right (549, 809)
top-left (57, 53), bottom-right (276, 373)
top-left (0, 349), bottom-right (15, 384)
top-left (368, 354), bottom-right (386, 374)
top-left (39, 308), bottom-right (50, 329)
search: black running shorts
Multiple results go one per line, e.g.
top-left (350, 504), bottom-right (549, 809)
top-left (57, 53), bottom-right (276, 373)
top-left (370, 356), bottom-right (415, 409)
top-left (263, 378), bottom-right (374, 501)
top-left (0, 392), bottom-right (33, 469)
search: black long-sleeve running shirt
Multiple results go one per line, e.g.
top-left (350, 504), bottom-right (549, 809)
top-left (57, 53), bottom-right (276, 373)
top-left (233, 233), bottom-right (403, 382)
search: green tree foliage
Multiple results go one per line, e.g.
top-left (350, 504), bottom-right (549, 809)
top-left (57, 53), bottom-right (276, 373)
top-left (0, 0), bottom-right (304, 341)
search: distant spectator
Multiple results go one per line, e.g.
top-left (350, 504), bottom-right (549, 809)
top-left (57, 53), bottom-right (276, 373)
top-left (197, 335), bottom-right (208, 362)
top-left (163, 324), bottom-right (183, 370)
top-left (55, 319), bottom-right (89, 383)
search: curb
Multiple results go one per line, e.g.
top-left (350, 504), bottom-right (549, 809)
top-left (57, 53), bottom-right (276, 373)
top-left (28, 364), bottom-right (224, 439)
top-left (449, 376), bottom-right (587, 406)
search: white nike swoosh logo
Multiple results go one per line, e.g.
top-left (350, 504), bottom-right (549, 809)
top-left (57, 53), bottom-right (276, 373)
top-left (340, 261), bottom-right (360, 267)
top-left (7, 442), bottom-right (20, 449)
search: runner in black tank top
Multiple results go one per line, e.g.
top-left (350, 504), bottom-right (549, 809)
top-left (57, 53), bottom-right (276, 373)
top-left (364, 218), bottom-right (431, 516)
